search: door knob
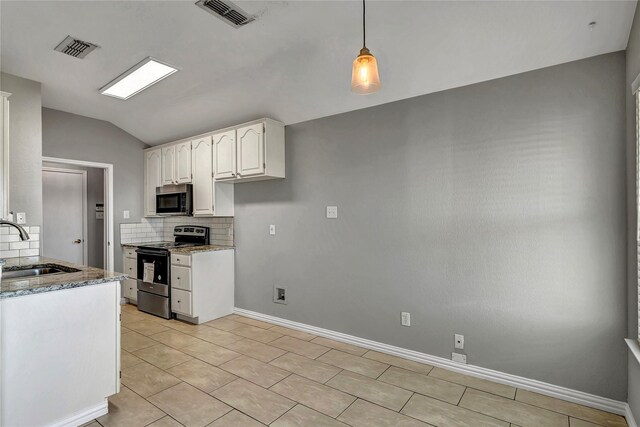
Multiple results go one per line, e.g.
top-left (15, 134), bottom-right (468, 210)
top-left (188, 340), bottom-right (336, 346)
top-left (73, 239), bottom-right (82, 244)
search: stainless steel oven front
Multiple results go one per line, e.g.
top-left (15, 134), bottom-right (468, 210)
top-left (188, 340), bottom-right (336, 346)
top-left (136, 248), bottom-right (171, 319)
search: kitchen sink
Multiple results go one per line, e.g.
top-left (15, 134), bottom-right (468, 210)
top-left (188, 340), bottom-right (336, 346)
top-left (2, 264), bottom-right (81, 279)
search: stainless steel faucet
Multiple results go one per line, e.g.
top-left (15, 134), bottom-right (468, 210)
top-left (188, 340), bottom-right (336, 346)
top-left (0, 220), bottom-right (30, 241)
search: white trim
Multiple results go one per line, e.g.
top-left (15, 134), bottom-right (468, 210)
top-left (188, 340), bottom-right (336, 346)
top-left (235, 307), bottom-right (629, 418)
top-left (632, 72), bottom-right (640, 94)
top-left (627, 403), bottom-right (639, 427)
top-left (627, 339), bottom-right (640, 366)
top-left (42, 167), bottom-right (89, 265)
top-left (47, 400), bottom-right (107, 427)
top-left (42, 157), bottom-right (115, 272)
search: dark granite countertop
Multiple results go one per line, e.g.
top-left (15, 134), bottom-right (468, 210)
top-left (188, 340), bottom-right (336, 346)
top-left (1, 256), bottom-right (128, 299)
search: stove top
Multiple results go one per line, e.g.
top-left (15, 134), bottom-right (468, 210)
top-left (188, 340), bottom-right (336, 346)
top-left (137, 242), bottom-right (203, 250)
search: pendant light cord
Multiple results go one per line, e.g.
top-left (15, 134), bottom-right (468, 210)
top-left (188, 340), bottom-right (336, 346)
top-left (362, 0), bottom-right (366, 48)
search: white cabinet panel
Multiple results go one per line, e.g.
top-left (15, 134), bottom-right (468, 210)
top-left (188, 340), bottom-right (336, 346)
top-left (192, 137), bottom-right (213, 216)
top-left (237, 123), bottom-right (265, 177)
top-left (171, 265), bottom-right (191, 291)
top-left (175, 141), bottom-right (192, 183)
top-left (171, 288), bottom-right (192, 316)
top-left (213, 130), bottom-right (237, 180)
top-left (162, 146), bottom-right (176, 185)
top-left (171, 253), bottom-right (191, 267)
top-left (144, 149), bottom-right (162, 216)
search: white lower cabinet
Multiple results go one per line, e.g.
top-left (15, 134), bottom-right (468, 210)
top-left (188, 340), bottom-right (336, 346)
top-left (170, 249), bottom-right (234, 323)
top-left (122, 250), bottom-right (138, 303)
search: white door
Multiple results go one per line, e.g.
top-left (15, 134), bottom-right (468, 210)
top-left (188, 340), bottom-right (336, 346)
top-left (213, 130), bottom-right (236, 179)
top-left (175, 141), bottom-right (192, 183)
top-left (42, 169), bottom-right (86, 265)
top-left (144, 149), bottom-right (162, 216)
top-left (191, 137), bottom-right (213, 216)
top-left (237, 123), bottom-right (265, 177)
top-left (162, 146), bottom-right (176, 185)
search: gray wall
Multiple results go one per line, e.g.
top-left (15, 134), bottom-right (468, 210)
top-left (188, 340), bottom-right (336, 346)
top-left (234, 52), bottom-right (628, 400)
top-left (42, 108), bottom-right (147, 272)
top-left (43, 162), bottom-right (105, 268)
top-left (627, 2), bottom-right (640, 419)
top-left (0, 72), bottom-right (42, 226)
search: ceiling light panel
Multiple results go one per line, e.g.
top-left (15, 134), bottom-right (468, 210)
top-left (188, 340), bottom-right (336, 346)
top-left (100, 57), bottom-right (179, 100)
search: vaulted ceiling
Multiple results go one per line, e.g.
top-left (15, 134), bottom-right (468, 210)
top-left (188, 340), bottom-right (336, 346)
top-left (0, 1), bottom-right (636, 145)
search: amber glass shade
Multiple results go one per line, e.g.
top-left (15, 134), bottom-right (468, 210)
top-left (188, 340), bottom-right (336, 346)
top-left (351, 48), bottom-right (381, 94)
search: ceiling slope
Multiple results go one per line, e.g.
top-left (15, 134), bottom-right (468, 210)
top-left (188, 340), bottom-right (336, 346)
top-left (0, 0), bottom-right (636, 144)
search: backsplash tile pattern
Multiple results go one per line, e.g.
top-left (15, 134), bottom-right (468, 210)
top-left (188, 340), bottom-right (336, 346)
top-left (0, 225), bottom-right (41, 258)
top-left (120, 217), bottom-right (233, 246)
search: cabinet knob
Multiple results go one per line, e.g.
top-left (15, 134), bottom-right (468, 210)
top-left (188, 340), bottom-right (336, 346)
top-left (177, 277), bottom-right (180, 280)
top-left (177, 300), bottom-right (181, 303)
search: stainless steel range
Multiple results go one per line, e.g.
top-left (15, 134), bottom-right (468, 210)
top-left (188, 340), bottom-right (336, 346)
top-left (135, 225), bottom-right (209, 318)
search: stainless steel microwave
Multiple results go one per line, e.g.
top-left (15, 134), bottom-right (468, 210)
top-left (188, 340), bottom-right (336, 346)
top-left (156, 184), bottom-right (192, 216)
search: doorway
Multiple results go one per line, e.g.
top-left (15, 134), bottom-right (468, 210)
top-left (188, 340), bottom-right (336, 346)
top-left (41, 157), bottom-right (114, 271)
top-left (42, 167), bottom-right (88, 265)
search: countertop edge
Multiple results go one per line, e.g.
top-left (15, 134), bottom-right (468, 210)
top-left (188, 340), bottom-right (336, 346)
top-left (1, 274), bottom-right (128, 300)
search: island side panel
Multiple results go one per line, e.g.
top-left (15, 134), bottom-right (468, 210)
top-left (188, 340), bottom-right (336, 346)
top-left (1, 281), bottom-right (121, 427)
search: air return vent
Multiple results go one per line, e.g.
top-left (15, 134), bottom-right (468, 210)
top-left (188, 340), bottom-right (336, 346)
top-left (195, 0), bottom-right (256, 28)
top-left (54, 36), bottom-right (99, 59)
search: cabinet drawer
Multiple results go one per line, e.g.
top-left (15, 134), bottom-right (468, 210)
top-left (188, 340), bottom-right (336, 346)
top-left (171, 289), bottom-right (192, 316)
top-left (125, 248), bottom-right (137, 259)
top-left (124, 257), bottom-right (137, 278)
top-left (171, 266), bottom-right (191, 291)
top-left (123, 279), bottom-right (137, 302)
top-left (171, 253), bottom-right (191, 267)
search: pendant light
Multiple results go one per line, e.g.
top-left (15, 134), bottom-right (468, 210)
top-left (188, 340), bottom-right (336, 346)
top-left (351, 0), bottom-right (381, 94)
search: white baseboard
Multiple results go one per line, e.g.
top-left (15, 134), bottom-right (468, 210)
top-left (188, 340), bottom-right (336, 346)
top-left (235, 307), bottom-right (629, 419)
top-left (48, 400), bottom-right (108, 427)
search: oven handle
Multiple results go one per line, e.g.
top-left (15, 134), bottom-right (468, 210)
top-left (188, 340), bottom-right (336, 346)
top-left (136, 248), bottom-right (168, 257)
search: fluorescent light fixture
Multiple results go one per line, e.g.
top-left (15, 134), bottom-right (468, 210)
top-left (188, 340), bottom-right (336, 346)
top-left (100, 57), bottom-right (178, 100)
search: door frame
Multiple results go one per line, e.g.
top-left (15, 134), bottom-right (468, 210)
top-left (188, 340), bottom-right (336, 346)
top-left (42, 167), bottom-right (88, 264)
top-left (42, 157), bottom-right (115, 271)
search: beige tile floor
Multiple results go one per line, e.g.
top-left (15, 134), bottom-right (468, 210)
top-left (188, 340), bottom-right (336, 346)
top-left (85, 304), bottom-right (627, 427)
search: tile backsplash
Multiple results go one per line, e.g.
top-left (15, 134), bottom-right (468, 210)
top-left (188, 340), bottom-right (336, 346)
top-left (0, 225), bottom-right (41, 258)
top-left (120, 217), bottom-right (233, 246)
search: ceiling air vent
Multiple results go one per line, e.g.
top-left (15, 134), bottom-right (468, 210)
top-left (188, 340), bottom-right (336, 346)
top-left (54, 36), bottom-right (99, 59)
top-left (195, 0), bottom-right (256, 28)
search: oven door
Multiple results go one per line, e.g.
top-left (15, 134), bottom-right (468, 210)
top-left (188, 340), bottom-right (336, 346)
top-left (136, 249), bottom-right (171, 319)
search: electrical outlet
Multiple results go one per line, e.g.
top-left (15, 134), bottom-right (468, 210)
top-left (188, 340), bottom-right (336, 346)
top-left (455, 334), bottom-right (464, 350)
top-left (123, 210), bottom-right (130, 219)
top-left (452, 352), bottom-right (467, 364)
top-left (273, 286), bottom-right (287, 304)
top-left (401, 312), bottom-right (411, 327)
top-left (15, 212), bottom-right (26, 224)
top-left (269, 224), bottom-right (276, 235)
top-left (326, 206), bottom-right (338, 219)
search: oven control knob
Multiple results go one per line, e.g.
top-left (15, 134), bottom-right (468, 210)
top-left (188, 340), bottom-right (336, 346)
top-left (158, 275), bottom-right (162, 281)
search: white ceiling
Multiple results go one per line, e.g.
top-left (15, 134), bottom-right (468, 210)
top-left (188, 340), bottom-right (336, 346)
top-left (0, 1), bottom-right (636, 145)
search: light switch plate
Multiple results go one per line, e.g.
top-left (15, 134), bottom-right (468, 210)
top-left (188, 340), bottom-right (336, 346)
top-left (326, 206), bottom-right (338, 219)
top-left (123, 210), bottom-right (130, 219)
top-left (15, 212), bottom-right (26, 224)
top-left (269, 224), bottom-right (276, 235)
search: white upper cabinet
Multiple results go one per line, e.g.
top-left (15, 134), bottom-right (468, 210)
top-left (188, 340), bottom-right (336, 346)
top-left (175, 141), bottom-right (192, 183)
top-left (144, 148), bottom-right (162, 216)
top-left (191, 137), bottom-right (213, 216)
top-left (161, 145), bottom-right (176, 185)
top-left (213, 130), bottom-right (236, 180)
top-left (191, 136), bottom-right (234, 217)
top-left (237, 123), bottom-right (265, 177)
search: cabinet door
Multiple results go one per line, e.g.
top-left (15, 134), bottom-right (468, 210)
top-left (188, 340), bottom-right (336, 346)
top-left (171, 289), bottom-right (192, 316)
top-left (237, 123), bottom-right (265, 177)
top-left (144, 149), bottom-right (162, 216)
top-left (171, 266), bottom-right (192, 291)
top-left (213, 130), bottom-right (236, 180)
top-left (162, 146), bottom-right (176, 185)
top-left (175, 141), bottom-right (192, 183)
top-left (191, 137), bottom-right (213, 216)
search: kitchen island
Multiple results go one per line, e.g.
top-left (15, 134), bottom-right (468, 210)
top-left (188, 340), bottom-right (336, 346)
top-left (1, 256), bottom-right (126, 427)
